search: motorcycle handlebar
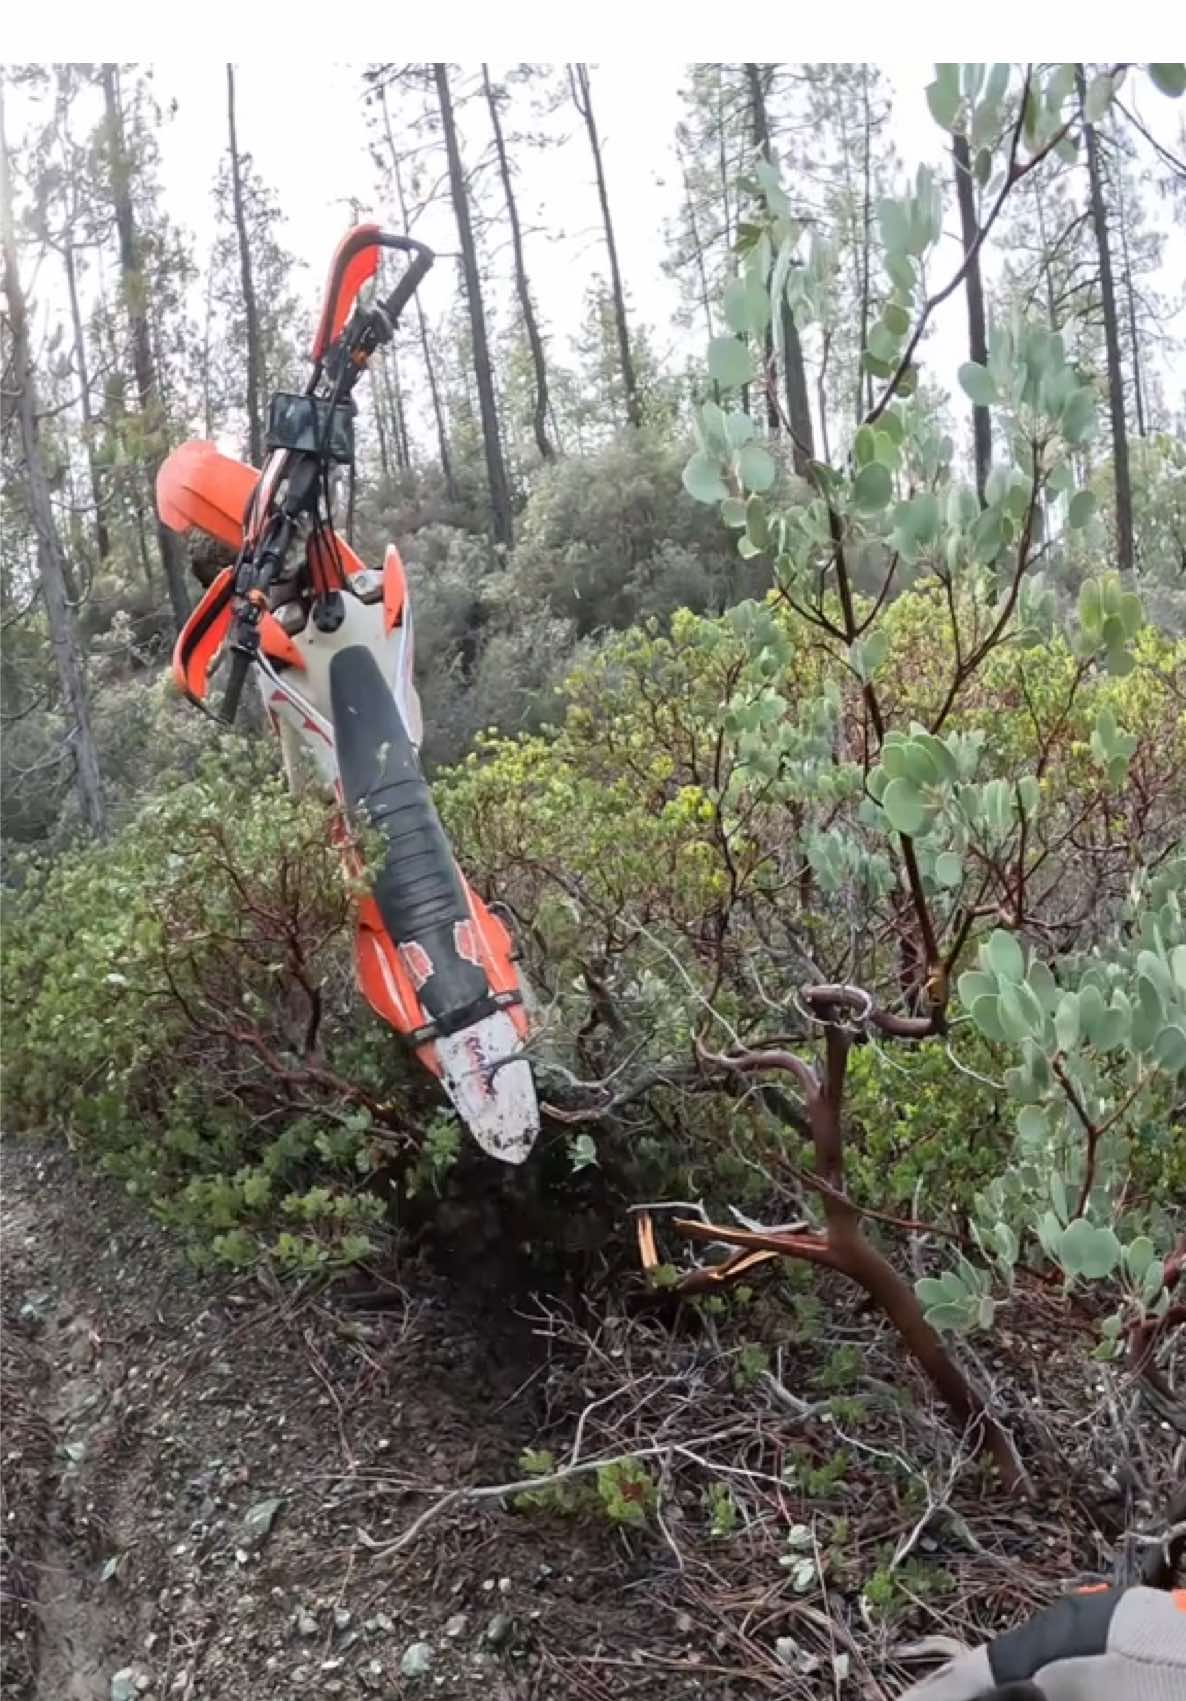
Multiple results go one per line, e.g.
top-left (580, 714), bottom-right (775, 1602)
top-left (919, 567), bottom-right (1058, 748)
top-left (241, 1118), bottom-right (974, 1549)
top-left (220, 644), bottom-right (253, 724)
top-left (377, 233), bottom-right (435, 325)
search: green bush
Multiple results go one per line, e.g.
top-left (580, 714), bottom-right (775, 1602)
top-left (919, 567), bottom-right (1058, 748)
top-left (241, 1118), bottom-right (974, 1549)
top-left (2, 740), bottom-right (414, 1268)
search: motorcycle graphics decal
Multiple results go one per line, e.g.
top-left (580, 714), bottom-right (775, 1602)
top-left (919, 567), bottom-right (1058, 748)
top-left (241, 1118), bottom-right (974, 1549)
top-left (399, 940), bottom-right (434, 990)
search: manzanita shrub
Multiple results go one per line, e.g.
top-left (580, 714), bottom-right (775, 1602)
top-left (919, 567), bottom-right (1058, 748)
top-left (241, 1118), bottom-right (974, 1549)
top-left (674, 60), bottom-right (1186, 1470)
top-left (442, 64), bottom-right (1186, 1485)
top-left (1, 742), bottom-right (411, 1270)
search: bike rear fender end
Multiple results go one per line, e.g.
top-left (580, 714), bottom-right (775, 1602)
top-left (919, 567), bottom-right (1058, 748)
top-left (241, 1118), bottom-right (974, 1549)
top-left (329, 644), bottom-right (538, 1161)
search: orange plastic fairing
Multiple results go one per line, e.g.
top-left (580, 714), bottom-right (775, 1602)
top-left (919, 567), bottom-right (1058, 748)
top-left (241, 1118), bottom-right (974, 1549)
top-left (172, 568), bottom-right (305, 704)
top-left (353, 898), bottom-right (442, 1077)
top-left (383, 543), bottom-right (407, 633)
top-left (311, 225), bottom-right (382, 361)
top-left (307, 531), bottom-right (368, 597)
top-left (463, 885), bottom-right (530, 1040)
top-left (157, 441), bottom-right (259, 550)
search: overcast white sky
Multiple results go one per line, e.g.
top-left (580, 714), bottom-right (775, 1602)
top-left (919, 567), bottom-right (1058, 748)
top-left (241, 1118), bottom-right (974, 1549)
top-left (9, 62), bottom-right (1186, 451)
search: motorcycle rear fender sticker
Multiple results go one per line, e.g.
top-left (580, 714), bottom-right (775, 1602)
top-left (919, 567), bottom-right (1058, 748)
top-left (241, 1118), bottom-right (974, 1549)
top-left (399, 940), bottom-right (434, 991)
top-left (453, 918), bottom-right (482, 968)
top-left (354, 900), bottom-right (440, 1070)
top-left (461, 1029), bottom-right (496, 1101)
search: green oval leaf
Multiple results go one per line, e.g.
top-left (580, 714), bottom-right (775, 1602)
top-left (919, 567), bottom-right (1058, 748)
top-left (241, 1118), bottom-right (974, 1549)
top-left (737, 443), bottom-right (776, 493)
top-left (926, 77), bottom-right (961, 131)
top-left (1153, 1023), bottom-right (1186, 1074)
top-left (1149, 64), bottom-right (1186, 98)
top-left (972, 994), bottom-right (1006, 1042)
top-left (852, 461), bottom-right (893, 514)
top-left (935, 851), bottom-right (962, 888)
top-left (877, 199), bottom-right (912, 256)
top-left (881, 777), bottom-right (928, 836)
top-left (970, 506), bottom-right (1006, 563)
top-left (683, 452), bottom-right (729, 505)
top-left (1124, 1236), bottom-right (1157, 1283)
top-left (1084, 72), bottom-right (1116, 124)
top-left (1068, 489), bottom-right (1097, 529)
top-left (958, 970), bottom-right (997, 1008)
top-left (725, 411), bottom-right (757, 449)
top-left (708, 336), bottom-right (756, 390)
top-left (1061, 387), bottom-right (1096, 445)
top-left (1059, 1219), bottom-right (1121, 1281)
top-left (958, 362), bottom-right (998, 407)
top-left (985, 929), bottom-right (1025, 984)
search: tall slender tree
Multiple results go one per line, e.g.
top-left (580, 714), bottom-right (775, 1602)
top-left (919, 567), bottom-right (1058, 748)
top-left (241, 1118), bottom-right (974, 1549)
top-left (953, 133), bottom-right (992, 507)
top-left (26, 67), bottom-right (113, 568)
top-left (1078, 64), bottom-right (1134, 574)
top-left (2, 83), bottom-right (106, 838)
top-left (226, 64), bottom-right (263, 466)
top-left (569, 64), bottom-right (641, 431)
top-left (99, 63), bottom-right (189, 626)
top-left (375, 76), bottom-right (457, 500)
top-left (482, 65), bottom-right (554, 463)
top-left (745, 62), bottom-right (814, 471)
top-left (433, 62), bottom-right (514, 547)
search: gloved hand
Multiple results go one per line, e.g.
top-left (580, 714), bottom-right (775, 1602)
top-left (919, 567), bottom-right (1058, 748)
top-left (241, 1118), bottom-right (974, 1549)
top-left (896, 1584), bottom-right (1186, 1699)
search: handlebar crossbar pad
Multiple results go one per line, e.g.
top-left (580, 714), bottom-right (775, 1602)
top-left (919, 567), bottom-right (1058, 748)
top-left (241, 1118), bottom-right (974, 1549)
top-left (329, 646), bottom-right (488, 1024)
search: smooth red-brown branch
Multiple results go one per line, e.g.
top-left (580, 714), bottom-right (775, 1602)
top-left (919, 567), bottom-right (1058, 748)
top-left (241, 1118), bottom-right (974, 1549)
top-left (695, 1036), bottom-right (821, 1104)
top-left (801, 982), bottom-right (939, 1038)
top-left (824, 508), bottom-right (941, 978)
top-left (674, 1218), bottom-right (840, 1269)
top-left (692, 1027), bottom-right (1025, 1488)
top-left (1053, 1056), bottom-right (1103, 1219)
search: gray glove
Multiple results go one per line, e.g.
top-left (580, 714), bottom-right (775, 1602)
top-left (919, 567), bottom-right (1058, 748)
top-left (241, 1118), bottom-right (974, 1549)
top-left (897, 1584), bottom-right (1186, 1699)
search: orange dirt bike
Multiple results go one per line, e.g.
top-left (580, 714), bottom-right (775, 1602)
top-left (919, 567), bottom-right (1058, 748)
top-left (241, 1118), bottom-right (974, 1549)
top-left (157, 226), bottom-right (539, 1164)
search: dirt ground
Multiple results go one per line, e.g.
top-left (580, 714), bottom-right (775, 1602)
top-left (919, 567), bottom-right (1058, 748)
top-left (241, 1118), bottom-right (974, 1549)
top-left (2, 1134), bottom-right (1181, 1701)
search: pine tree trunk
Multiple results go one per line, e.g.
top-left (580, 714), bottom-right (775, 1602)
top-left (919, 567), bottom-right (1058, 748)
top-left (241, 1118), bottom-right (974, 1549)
top-left (482, 66), bottom-right (554, 462)
top-left (100, 63), bottom-right (190, 627)
top-left (676, 133), bottom-right (714, 343)
top-left (63, 238), bottom-right (111, 562)
top-left (379, 84), bottom-right (457, 502)
top-left (953, 133), bottom-right (992, 507)
top-left (373, 366), bottom-right (391, 478)
top-left (1114, 163), bottom-right (1147, 439)
top-left (570, 64), bottom-right (641, 431)
top-left (434, 63), bottom-right (514, 548)
top-left (745, 62), bottom-right (814, 470)
top-left (226, 64), bottom-right (263, 466)
top-left (385, 347), bottom-right (411, 470)
top-left (1078, 66), bottom-right (1134, 574)
top-left (859, 68), bottom-right (874, 420)
top-left (744, 63), bottom-right (780, 434)
top-left (2, 94), bottom-right (107, 839)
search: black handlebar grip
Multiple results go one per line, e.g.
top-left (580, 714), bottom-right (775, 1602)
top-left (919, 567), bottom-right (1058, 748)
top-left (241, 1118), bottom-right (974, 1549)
top-left (380, 237), bottom-right (434, 326)
top-left (221, 646), bottom-right (252, 725)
